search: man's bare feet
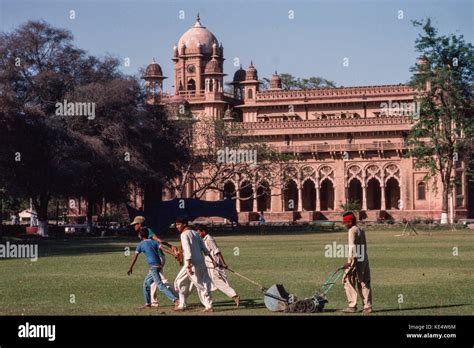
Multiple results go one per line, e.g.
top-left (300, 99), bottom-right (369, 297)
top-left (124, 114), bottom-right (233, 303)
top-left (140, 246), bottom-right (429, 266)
top-left (201, 307), bottom-right (214, 313)
top-left (173, 300), bottom-right (184, 311)
top-left (233, 295), bottom-right (240, 307)
top-left (151, 303), bottom-right (159, 308)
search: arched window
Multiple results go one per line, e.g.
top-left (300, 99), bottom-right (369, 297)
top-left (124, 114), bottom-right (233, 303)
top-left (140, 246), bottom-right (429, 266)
top-left (187, 79), bottom-right (196, 93)
top-left (247, 89), bottom-right (253, 99)
top-left (417, 182), bottom-right (426, 200)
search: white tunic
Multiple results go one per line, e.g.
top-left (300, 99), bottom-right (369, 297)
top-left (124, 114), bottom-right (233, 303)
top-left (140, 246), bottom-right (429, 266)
top-left (181, 228), bottom-right (209, 268)
top-left (174, 228), bottom-right (213, 309)
top-left (203, 234), bottom-right (221, 268)
top-left (202, 234), bottom-right (237, 298)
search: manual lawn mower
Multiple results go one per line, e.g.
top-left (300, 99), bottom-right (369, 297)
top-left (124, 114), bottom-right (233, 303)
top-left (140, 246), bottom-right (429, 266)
top-left (227, 266), bottom-right (345, 313)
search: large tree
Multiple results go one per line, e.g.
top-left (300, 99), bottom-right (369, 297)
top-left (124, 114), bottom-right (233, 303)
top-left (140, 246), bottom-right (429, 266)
top-left (0, 20), bottom-right (185, 235)
top-left (407, 18), bottom-right (474, 223)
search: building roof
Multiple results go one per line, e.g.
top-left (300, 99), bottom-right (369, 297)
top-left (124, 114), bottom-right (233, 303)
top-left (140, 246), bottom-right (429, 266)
top-left (177, 14), bottom-right (218, 55)
top-left (233, 66), bottom-right (246, 82)
top-left (204, 58), bottom-right (221, 74)
top-left (245, 61), bottom-right (258, 81)
top-left (144, 59), bottom-right (164, 77)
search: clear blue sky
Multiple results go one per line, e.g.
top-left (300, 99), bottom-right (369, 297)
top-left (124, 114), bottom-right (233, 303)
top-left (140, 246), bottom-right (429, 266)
top-left (2, 0), bottom-right (473, 92)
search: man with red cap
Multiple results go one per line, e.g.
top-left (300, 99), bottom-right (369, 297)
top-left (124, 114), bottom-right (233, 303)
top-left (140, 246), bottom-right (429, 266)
top-left (341, 212), bottom-right (372, 313)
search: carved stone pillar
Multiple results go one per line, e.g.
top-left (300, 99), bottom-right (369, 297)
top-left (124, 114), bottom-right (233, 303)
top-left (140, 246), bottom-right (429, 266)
top-left (381, 183), bottom-right (386, 211)
top-left (297, 183), bottom-right (303, 212)
top-left (236, 188), bottom-right (241, 212)
top-left (316, 184), bottom-right (321, 211)
top-left (362, 184), bottom-right (368, 211)
top-left (252, 183), bottom-right (258, 212)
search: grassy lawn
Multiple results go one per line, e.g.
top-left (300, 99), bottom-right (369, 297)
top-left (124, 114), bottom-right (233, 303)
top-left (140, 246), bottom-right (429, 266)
top-left (0, 226), bottom-right (473, 316)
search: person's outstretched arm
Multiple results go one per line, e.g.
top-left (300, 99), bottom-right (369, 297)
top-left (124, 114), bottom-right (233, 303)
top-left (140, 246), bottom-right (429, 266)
top-left (127, 253), bottom-right (139, 275)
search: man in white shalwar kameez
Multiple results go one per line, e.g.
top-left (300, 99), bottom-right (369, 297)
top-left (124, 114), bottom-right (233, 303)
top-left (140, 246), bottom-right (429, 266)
top-left (173, 216), bottom-right (217, 312)
top-left (196, 225), bottom-right (240, 306)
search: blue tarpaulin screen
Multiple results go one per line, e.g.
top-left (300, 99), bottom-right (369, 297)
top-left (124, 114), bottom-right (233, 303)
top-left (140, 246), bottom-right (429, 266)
top-left (126, 198), bottom-right (238, 234)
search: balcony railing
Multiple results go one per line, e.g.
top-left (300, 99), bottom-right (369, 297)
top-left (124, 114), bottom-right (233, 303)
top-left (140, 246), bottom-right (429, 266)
top-left (236, 116), bottom-right (411, 130)
top-left (255, 84), bottom-right (414, 101)
top-left (277, 142), bottom-right (406, 153)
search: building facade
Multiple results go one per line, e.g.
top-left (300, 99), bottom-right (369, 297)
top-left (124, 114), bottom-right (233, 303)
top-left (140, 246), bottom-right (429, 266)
top-left (143, 15), bottom-right (470, 222)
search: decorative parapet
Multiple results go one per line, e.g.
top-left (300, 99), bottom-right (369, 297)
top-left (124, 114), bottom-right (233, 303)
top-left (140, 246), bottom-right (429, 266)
top-left (277, 142), bottom-right (407, 153)
top-left (236, 116), bottom-right (411, 130)
top-left (254, 84), bottom-right (414, 102)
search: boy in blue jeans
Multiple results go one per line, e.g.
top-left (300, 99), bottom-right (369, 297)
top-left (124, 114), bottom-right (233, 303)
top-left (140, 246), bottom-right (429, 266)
top-left (127, 227), bottom-right (180, 309)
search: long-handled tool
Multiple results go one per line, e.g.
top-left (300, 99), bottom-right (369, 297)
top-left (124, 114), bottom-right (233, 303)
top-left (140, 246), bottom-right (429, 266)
top-left (226, 267), bottom-right (266, 291)
top-left (317, 266), bottom-right (345, 297)
top-left (291, 266), bottom-right (345, 313)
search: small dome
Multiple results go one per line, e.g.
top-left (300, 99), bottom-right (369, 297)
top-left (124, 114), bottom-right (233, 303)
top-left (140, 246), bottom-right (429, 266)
top-left (177, 14), bottom-right (218, 55)
top-left (233, 66), bottom-right (246, 82)
top-left (245, 61), bottom-right (258, 81)
top-left (144, 59), bottom-right (163, 77)
top-left (270, 71), bottom-right (282, 89)
top-left (205, 58), bottom-right (221, 74)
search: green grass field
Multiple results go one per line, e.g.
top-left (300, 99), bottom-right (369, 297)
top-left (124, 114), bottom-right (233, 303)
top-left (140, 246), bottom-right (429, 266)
top-left (0, 226), bottom-right (473, 316)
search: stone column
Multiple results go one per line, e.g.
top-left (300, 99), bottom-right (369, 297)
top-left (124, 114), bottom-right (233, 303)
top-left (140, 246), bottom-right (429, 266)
top-left (315, 184), bottom-right (321, 211)
top-left (252, 183), bottom-right (258, 212)
top-left (381, 183), bottom-right (386, 210)
top-left (270, 184), bottom-right (281, 213)
top-left (362, 184), bottom-right (368, 211)
top-left (236, 188), bottom-right (241, 212)
top-left (297, 183), bottom-right (303, 211)
top-left (281, 185), bottom-right (286, 211)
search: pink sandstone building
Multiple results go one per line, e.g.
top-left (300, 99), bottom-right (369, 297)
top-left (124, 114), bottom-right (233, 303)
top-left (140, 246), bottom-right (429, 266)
top-left (140, 15), bottom-right (471, 223)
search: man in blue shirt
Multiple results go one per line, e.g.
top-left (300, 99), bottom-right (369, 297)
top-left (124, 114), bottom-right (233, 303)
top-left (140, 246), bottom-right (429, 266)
top-left (127, 227), bottom-right (180, 309)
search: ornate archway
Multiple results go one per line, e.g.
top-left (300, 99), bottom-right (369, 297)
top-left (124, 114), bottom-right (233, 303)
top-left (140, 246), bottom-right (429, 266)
top-left (302, 179), bottom-right (316, 211)
top-left (367, 178), bottom-right (381, 210)
top-left (239, 180), bottom-right (253, 212)
top-left (283, 180), bottom-right (298, 211)
top-left (385, 177), bottom-right (400, 210)
top-left (348, 178), bottom-right (363, 209)
top-left (320, 178), bottom-right (335, 210)
top-left (256, 181), bottom-right (271, 212)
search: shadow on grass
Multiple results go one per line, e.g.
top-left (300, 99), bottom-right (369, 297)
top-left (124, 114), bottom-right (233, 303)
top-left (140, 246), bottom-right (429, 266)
top-left (213, 298), bottom-right (266, 310)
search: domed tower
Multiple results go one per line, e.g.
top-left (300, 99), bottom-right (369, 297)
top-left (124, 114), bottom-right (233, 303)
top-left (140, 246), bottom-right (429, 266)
top-left (203, 55), bottom-right (226, 99)
top-left (241, 61), bottom-right (259, 101)
top-left (269, 71), bottom-right (282, 90)
top-left (228, 65), bottom-right (245, 99)
top-left (142, 58), bottom-right (167, 104)
top-left (173, 14), bottom-right (223, 97)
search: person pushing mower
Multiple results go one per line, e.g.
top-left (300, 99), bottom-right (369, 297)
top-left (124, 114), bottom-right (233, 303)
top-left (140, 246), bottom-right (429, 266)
top-left (341, 212), bottom-right (372, 314)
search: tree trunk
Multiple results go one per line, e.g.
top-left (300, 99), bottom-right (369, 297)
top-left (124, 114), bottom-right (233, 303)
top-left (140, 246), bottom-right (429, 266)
top-left (35, 195), bottom-right (49, 237)
top-left (441, 182), bottom-right (449, 224)
top-left (86, 197), bottom-right (94, 234)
